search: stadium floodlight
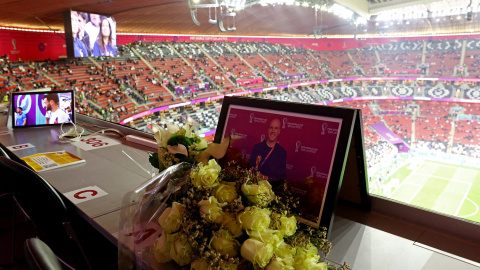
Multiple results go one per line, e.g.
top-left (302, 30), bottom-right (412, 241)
top-left (209, 7), bottom-right (218, 23)
top-left (190, 8), bottom-right (201, 26)
top-left (218, 18), bottom-right (226, 31)
top-left (355, 17), bottom-right (367, 25)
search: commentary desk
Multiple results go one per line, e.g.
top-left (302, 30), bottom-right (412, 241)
top-left (0, 114), bottom-right (158, 245)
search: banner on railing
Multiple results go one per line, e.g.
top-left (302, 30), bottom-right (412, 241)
top-left (384, 69), bottom-right (421, 74)
top-left (236, 77), bottom-right (263, 86)
top-left (370, 123), bottom-right (410, 153)
top-left (175, 84), bottom-right (210, 95)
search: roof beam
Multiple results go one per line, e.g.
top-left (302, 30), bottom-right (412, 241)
top-left (334, 0), bottom-right (369, 18)
top-left (369, 0), bottom-right (438, 14)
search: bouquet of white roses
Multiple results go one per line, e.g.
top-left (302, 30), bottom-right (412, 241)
top-left (118, 122), bottom-right (349, 270)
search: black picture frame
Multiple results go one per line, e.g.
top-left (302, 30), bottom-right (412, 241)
top-left (214, 96), bottom-right (360, 235)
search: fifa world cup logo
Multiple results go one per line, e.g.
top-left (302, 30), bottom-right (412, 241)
top-left (295, 141), bottom-right (301, 152)
top-left (12, 39), bottom-right (17, 50)
top-left (321, 123), bottom-right (328, 135)
top-left (249, 113), bottom-right (254, 123)
top-left (260, 134), bottom-right (265, 142)
top-left (231, 128), bottom-right (236, 136)
top-left (310, 166), bottom-right (317, 178)
top-left (282, 118), bottom-right (288, 129)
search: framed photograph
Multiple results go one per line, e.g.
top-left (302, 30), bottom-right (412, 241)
top-left (215, 96), bottom-right (359, 233)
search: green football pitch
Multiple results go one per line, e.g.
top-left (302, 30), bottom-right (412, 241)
top-left (373, 160), bottom-right (480, 224)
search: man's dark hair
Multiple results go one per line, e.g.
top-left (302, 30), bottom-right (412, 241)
top-left (45, 93), bottom-right (59, 105)
top-left (79, 12), bottom-right (88, 21)
top-left (17, 106), bottom-right (22, 111)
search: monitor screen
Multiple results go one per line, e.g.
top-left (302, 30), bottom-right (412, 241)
top-left (11, 90), bottom-right (75, 128)
top-left (64, 10), bottom-right (117, 58)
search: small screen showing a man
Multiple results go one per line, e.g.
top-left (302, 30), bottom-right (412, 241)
top-left (249, 118), bottom-right (287, 186)
top-left (43, 93), bottom-right (70, 124)
top-left (15, 107), bottom-right (27, 126)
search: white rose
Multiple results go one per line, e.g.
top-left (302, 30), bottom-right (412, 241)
top-left (249, 229), bottom-right (284, 247)
top-left (266, 260), bottom-right (284, 270)
top-left (222, 213), bottom-right (243, 238)
top-left (274, 242), bottom-right (295, 260)
top-left (241, 180), bottom-right (275, 206)
top-left (198, 196), bottom-right (225, 223)
top-left (153, 233), bottom-right (173, 263)
top-left (237, 207), bottom-right (271, 231)
top-left (211, 229), bottom-right (240, 257)
top-left (266, 258), bottom-right (295, 270)
top-left (170, 233), bottom-right (193, 266)
top-left (293, 244), bottom-right (322, 270)
top-left (241, 238), bottom-right (274, 268)
top-left (158, 202), bottom-right (185, 233)
top-left (191, 259), bottom-right (209, 270)
top-left (214, 182), bottom-right (238, 203)
top-left (279, 215), bottom-right (297, 237)
top-left (191, 159), bottom-right (221, 189)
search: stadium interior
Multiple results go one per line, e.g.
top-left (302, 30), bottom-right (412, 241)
top-left (1, 0), bottom-right (480, 269)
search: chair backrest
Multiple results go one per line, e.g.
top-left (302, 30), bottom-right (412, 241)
top-left (0, 157), bottom-right (92, 269)
top-left (0, 144), bottom-right (10, 158)
top-left (0, 142), bottom-right (27, 165)
top-left (0, 157), bottom-right (71, 245)
top-left (24, 238), bottom-right (63, 270)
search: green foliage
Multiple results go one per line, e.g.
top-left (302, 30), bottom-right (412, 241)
top-left (149, 152), bottom-right (159, 169)
top-left (149, 152), bottom-right (166, 171)
top-left (167, 134), bottom-right (192, 147)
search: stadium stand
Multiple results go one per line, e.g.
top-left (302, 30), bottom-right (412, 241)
top-left (5, 38), bottom-right (480, 166)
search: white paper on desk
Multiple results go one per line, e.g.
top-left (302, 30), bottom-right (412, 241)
top-left (63, 185), bottom-right (108, 204)
top-left (7, 142), bottom-right (35, 151)
top-left (72, 135), bottom-right (120, 151)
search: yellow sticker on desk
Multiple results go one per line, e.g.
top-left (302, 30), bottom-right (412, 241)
top-left (21, 150), bottom-right (85, 172)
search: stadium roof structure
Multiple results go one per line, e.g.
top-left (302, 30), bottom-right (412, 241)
top-left (0, 0), bottom-right (479, 37)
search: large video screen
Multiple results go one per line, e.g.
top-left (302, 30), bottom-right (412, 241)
top-left (64, 10), bottom-right (117, 58)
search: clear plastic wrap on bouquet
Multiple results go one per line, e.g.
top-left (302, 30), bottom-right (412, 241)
top-left (118, 162), bottom-right (192, 270)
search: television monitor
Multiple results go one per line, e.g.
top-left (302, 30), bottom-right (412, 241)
top-left (64, 10), bottom-right (117, 58)
top-left (11, 90), bottom-right (75, 128)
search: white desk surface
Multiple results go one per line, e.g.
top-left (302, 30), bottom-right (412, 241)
top-left (1, 118), bottom-right (479, 270)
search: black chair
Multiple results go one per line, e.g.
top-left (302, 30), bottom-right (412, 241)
top-left (0, 142), bottom-right (27, 165)
top-left (0, 157), bottom-right (91, 269)
top-left (0, 144), bottom-right (10, 158)
top-left (24, 238), bottom-right (63, 270)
